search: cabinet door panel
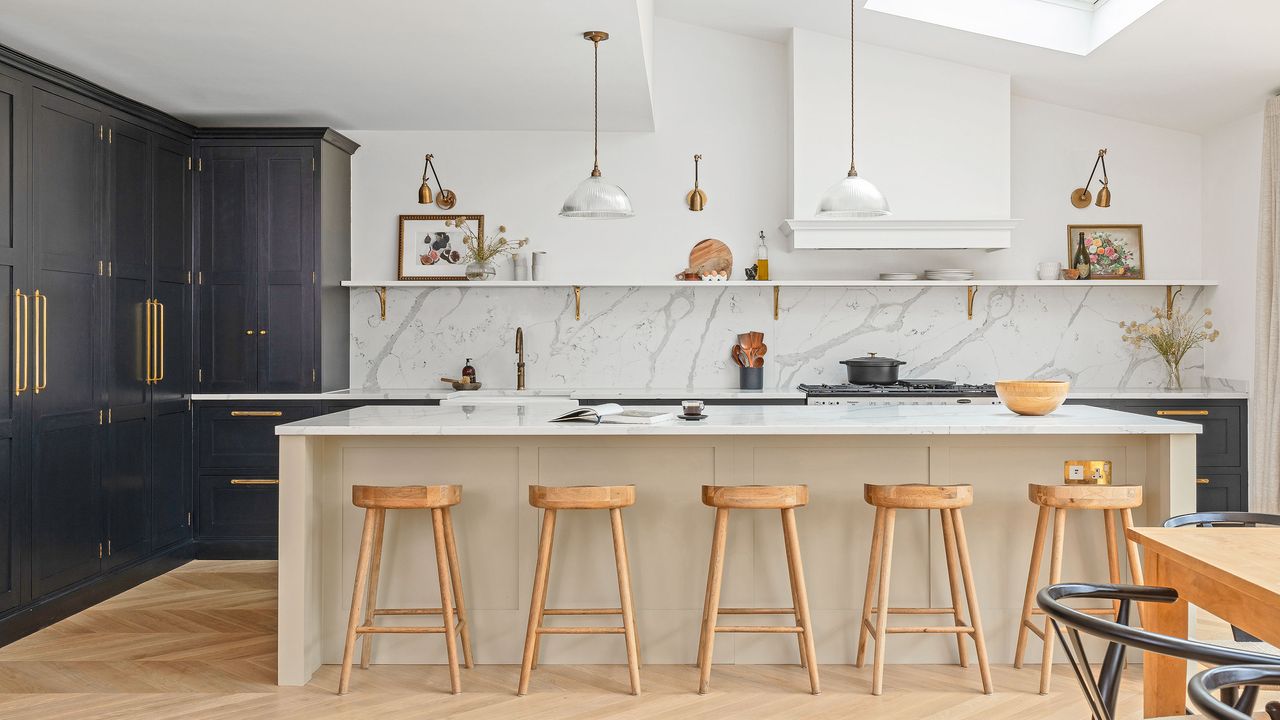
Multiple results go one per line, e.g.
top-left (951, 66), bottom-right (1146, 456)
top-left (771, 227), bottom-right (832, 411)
top-left (152, 403), bottom-right (189, 548)
top-left (197, 146), bottom-right (255, 393)
top-left (256, 147), bottom-right (314, 392)
top-left (0, 71), bottom-right (29, 612)
top-left (1196, 473), bottom-right (1244, 514)
top-left (107, 118), bottom-right (150, 282)
top-left (197, 403), bottom-right (319, 470)
top-left (198, 474), bottom-right (277, 539)
top-left (153, 137), bottom-right (191, 402)
top-left (32, 90), bottom-right (99, 276)
top-left (31, 424), bottom-right (99, 597)
top-left (105, 413), bottom-right (149, 570)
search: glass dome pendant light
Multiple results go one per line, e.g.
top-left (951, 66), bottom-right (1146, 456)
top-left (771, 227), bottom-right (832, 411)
top-left (559, 31), bottom-right (634, 219)
top-left (817, 0), bottom-right (890, 217)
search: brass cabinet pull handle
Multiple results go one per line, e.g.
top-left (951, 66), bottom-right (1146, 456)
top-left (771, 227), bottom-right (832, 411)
top-left (230, 478), bottom-right (279, 486)
top-left (1196, 478), bottom-right (1211, 485)
top-left (229, 410), bottom-right (283, 417)
top-left (144, 299), bottom-right (153, 384)
top-left (1156, 409), bottom-right (1209, 416)
top-left (32, 290), bottom-right (45, 394)
top-left (157, 301), bottom-right (165, 382)
top-left (13, 289), bottom-right (26, 396)
top-left (258, 329), bottom-right (267, 335)
top-left (244, 329), bottom-right (254, 335)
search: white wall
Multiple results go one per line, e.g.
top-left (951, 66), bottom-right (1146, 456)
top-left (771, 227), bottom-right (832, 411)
top-left (1202, 111), bottom-right (1264, 383)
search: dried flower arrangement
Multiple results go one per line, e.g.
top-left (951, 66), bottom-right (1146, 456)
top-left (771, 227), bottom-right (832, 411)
top-left (1119, 300), bottom-right (1220, 390)
top-left (444, 218), bottom-right (529, 265)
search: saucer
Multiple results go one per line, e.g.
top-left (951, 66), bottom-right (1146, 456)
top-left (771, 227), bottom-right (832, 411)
top-left (678, 414), bottom-right (708, 421)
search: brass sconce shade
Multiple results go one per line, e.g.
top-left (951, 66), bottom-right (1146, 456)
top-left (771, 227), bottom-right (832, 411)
top-left (1070, 148), bottom-right (1111, 209)
top-left (687, 154), bottom-right (707, 211)
top-left (817, 0), bottom-right (889, 217)
top-left (417, 154), bottom-right (457, 210)
top-left (560, 30), bottom-right (634, 219)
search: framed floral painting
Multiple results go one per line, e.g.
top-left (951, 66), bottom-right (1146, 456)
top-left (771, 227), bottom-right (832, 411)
top-left (397, 214), bottom-right (483, 280)
top-left (1066, 224), bottom-right (1144, 280)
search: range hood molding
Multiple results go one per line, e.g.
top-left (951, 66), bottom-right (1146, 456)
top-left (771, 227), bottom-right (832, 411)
top-left (781, 218), bottom-right (1019, 250)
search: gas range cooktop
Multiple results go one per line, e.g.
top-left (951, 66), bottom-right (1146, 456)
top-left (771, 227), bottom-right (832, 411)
top-left (799, 380), bottom-right (997, 400)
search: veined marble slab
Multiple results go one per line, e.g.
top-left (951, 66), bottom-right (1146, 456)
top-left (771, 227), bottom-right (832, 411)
top-left (275, 403), bottom-right (1201, 437)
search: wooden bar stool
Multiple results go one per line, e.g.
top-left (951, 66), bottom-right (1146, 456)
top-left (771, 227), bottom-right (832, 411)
top-left (1013, 483), bottom-right (1145, 694)
top-left (338, 484), bottom-right (473, 695)
top-left (518, 485), bottom-right (641, 696)
top-left (856, 483), bottom-right (992, 696)
top-left (696, 484), bottom-right (820, 695)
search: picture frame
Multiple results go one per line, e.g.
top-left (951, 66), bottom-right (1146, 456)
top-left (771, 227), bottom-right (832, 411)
top-left (397, 214), bottom-right (483, 280)
top-left (1066, 224), bottom-right (1144, 280)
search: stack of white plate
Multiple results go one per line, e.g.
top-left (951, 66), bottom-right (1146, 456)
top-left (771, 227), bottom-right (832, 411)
top-left (879, 272), bottom-right (920, 281)
top-left (924, 269), bottom-right (975, 281)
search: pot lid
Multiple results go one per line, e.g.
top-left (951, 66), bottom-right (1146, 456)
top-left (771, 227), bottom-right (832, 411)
top-left (840, 352), bottom-right (906, 367)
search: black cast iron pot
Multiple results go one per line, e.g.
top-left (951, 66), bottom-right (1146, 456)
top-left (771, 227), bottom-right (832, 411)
top-left (840, 353), bottom-right (907, 384)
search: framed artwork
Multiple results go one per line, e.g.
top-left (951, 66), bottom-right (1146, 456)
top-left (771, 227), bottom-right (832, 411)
top-left (1066, 224), bottom-right (1144, 280)
top-left (397, 214), bottom-right (483, 280)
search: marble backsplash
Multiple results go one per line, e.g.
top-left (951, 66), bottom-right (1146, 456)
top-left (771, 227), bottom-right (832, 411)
top-left (350, 284), bottom-right (1214, 391)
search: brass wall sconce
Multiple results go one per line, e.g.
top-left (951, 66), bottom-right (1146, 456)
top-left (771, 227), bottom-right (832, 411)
top-left (1070, 148), bottom-right (1111, 209)
top-left (417, 153), bottom-right (457, 210)
top-left (686, 154), bottom-right (707, 211)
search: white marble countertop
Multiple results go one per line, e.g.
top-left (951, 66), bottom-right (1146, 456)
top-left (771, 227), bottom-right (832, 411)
top-left (275, 403), bottom-right (1202, 437)
top-left (196, 386), bottom-right (1245, 402)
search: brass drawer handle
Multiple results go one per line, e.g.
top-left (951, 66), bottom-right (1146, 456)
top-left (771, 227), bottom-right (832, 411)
top-left (1156, 409), bottom-right (1209, 416)
top-left (1197, 478), bottom-right (1211, 485)
top-left (229, 410), bottom-right (284, 417)
top-left (230, 478), bottom-right (279, 486)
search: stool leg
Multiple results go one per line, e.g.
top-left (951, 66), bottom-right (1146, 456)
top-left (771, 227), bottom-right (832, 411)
top-left (1103, 509), bottom-right (1122, 616)
top-left (338, 508), bottom-right (378, 695)
top-left (1039, 507), bottom-right (1067, 695)
top-left (951, 508), bottom-right (993, 695)
top-left (939, 508), bottom-right (969, 669)
top-left (431, 508), bottom-right (462, 694)
top-left (697, 507), bottom-right (730, 694)
top-left (530, 511), bottom-right (555, 671)
top-left (782, 509), bottom-right (809, 669)
top-left (871, 508), bottom-right (896, 696)
top-left (782, 507), bottom-right (821, 695)
top-left (1120, 508), bottom-right (1146, 627)
top-left (610, 508), bottom-right (642, 696)
top-left (441, 507), bottom-right (474, 669)
top-left (855, 507), bottom-right (885, 668)
top-left (1014, 505), bottom-right (1050, 669)
top-left (359, 508), bottom-right (387, 670)
top-left (518, 508), bottom-right (557, 696)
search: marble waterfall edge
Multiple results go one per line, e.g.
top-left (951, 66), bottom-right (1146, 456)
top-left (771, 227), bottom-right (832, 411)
top-left (349, 284), bottom-right (1214, 391)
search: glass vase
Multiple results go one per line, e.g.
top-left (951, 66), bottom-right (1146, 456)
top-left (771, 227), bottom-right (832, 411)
top-left (465, 260), bottom-right (496, 281)
top-left (1163, 357), bottom-right (1183, 391)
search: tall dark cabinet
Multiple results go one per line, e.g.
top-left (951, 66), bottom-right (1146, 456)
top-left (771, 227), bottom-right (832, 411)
top-left (196, 130), bottom-right (354, 395)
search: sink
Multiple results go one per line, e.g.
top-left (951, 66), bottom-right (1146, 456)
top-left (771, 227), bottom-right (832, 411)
top-left (440, 390), bottom-right (578, 406)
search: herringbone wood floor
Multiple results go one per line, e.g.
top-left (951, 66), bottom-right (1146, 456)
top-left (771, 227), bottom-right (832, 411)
top-left (0, 560), bottom-right (1159, 719)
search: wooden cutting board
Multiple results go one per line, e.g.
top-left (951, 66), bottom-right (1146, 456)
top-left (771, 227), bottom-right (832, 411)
top-left (689, 238), bottom-right (733, 276)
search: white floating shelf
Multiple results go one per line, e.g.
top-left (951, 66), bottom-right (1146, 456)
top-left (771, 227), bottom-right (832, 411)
top-left (342, 279), bottom-right (1216, 289)
top-left (780, 218), bottom-right (1021, 250)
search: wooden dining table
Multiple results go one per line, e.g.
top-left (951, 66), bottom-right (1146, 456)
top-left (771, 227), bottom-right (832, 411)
top-left (1125, 526), bottom-right (1280, 718)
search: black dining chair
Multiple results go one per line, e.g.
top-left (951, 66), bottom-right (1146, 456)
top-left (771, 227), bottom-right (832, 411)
top-left (1189, 665), bottom-right (1280, 720)
top-left (1037, 582), bottom-right (1280, 720)
top-left (1163, 511), bottom-right (1280, 642)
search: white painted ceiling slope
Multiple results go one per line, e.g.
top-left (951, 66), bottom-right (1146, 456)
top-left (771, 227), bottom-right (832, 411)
top-left (0, 0), bottom-right (656, 131)
top-left (661, 0), bottom-right (1280, 132)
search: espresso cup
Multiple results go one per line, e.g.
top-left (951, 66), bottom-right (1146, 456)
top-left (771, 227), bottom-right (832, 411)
top-left (682, 400), bottom-right (705, 416)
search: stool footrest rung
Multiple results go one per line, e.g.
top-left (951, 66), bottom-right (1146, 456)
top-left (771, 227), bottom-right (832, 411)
top-left (713, 625), bottom-right (803, 634)
top-left (542, 608), bottom-right (622, 616)
top-left (536, 626), bottom-right (625, 635)
top-left (868, 607), bottom-right (959, 615)
top-left (1022, 620), bottom-right (1046, 639)
top-left (372, 608), bottom-right (457, 616)
top-left (356, 626), bottom-right (446, 634)
top-left (717, 607), bottom-right (796, 615)
top-left (885, 626), bottom-right (975, 634)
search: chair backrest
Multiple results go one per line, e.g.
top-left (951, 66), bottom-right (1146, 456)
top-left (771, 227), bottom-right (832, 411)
top-left (1164, 511), bottom-right (1280, 528)
top-left (1037, 583), bottom-right (1280, 720)
top-left (1189, 665), bottom-right (1280, 720)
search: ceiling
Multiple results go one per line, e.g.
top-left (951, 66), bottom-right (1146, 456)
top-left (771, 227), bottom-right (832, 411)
top-left (659, 0), bottom-right (1280, 132)
top-left (0, 0), bottom-right (1273, 134)
top-left (0, 0), bottom-right (655, 131)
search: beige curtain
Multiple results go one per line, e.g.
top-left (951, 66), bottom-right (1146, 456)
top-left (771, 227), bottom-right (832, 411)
top-left (1253, 97), bottom-right (1280, 513)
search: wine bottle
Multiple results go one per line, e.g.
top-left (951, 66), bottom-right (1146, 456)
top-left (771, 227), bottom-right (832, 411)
top-left (1074, 232), bottom-right (1091, 279)
top-left (755, 231), bottom-right (770, 281)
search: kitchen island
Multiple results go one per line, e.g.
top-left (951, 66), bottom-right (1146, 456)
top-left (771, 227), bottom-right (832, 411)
top-left (275, 403), bottom-right (1199, 685)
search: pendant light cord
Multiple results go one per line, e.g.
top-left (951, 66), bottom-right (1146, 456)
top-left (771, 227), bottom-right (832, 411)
top-left (848, 0), bottom-right (858, 178)
top-left (592, 37), bottom-right (602, 177)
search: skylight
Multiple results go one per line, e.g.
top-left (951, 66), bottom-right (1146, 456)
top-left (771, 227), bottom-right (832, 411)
top-left (864, 0), bottom-right (1162, 56)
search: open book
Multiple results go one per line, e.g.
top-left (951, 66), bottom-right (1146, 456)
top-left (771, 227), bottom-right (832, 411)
top-left (550, 403), bottom-right (676, 425)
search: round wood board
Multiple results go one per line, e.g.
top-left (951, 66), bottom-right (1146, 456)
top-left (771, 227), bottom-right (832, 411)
top-left (689, 238), bottom-right (733, 276)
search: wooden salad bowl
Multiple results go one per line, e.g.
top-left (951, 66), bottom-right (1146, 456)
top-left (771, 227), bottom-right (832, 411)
top-left (996, 380), bottom-right (1070, 416)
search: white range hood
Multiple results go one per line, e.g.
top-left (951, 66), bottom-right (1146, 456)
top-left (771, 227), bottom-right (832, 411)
top-left (781, 218), bottom-right (1019, 250)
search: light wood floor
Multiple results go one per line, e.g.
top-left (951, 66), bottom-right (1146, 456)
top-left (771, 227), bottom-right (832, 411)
top-left (0, 560), bottom-right (1163, 719)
